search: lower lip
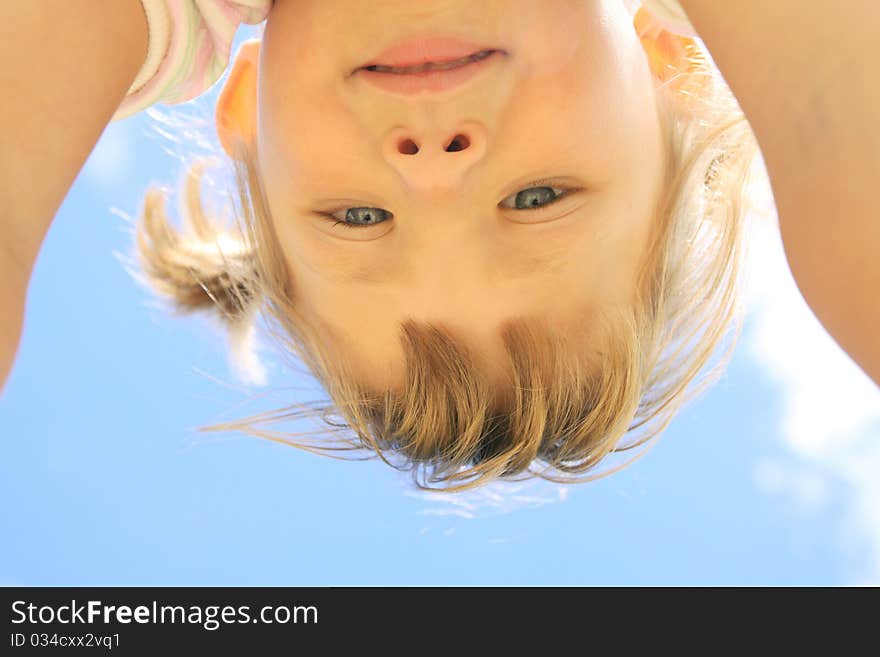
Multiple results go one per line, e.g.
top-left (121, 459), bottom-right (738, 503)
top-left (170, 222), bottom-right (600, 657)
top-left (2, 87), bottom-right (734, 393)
top-left (356, 50), bottom-right (503, 96)
top-left (366, 36), bottom-right (497, 68)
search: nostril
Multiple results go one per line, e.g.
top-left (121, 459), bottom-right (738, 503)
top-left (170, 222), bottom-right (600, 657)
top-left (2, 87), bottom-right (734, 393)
top-left (395, 134), bottom-right (471, 155)
top-left (398, 138), bottom-right (419, 155)
top-left (445, 134), bottom-right (469, 152)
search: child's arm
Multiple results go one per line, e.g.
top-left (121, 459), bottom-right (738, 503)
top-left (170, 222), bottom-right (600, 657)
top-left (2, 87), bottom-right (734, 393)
top-left (676, 0), bottom-right (879, 385)
top-left (0, 1), bottom-right (148, 393)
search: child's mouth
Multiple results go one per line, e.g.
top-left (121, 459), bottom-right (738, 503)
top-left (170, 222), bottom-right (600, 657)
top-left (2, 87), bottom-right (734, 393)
top-left (361, 50), bottom-right (498, 75)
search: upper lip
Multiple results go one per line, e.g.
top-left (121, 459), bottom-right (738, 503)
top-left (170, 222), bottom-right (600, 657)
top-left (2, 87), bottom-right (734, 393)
top-left (349, 50), bottom-right (505, 96)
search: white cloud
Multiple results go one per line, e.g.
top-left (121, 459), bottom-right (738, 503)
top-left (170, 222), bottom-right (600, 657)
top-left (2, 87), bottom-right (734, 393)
top-left (753, 459), bottom-right (830, 514)
top-left (82, 121), bottom-right (137, 188)
top-left (742, 153), bottom-right (880, 583)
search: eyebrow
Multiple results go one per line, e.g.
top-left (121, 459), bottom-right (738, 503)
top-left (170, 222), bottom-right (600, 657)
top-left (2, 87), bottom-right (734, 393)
top-left (341, 240), bottom-right (570, 286)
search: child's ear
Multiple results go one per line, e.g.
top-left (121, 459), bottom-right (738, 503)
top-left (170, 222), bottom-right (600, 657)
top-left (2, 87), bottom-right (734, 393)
top-left (216, 39), bottom-right (260, 159)
top-left (633, 6), bottom-right (698, 89)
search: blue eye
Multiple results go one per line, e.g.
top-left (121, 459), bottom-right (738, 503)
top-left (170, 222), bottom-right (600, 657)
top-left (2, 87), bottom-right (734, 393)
top-left (498, 184), bottom-right (572, 211)
top-left (322, 207), bottom-right (391, 230)
top-left (320, 181), bottom-right (578, 230)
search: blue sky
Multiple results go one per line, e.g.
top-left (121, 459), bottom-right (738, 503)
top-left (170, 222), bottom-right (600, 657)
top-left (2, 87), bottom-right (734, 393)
top-left (2, 24), bottom-right (878, 586)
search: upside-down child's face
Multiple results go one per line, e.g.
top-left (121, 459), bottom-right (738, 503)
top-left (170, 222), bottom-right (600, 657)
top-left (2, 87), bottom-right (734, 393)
top-left (221, 0), bottom-right (674, 392)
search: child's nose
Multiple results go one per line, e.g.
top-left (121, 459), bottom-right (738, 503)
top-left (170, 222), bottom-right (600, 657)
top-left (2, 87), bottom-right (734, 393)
top-left (381, 121), bottom-right (488, 197)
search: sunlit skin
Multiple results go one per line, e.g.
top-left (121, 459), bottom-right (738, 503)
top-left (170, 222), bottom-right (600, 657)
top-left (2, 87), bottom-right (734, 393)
top-left (217, 0), bottom-right (684, 393)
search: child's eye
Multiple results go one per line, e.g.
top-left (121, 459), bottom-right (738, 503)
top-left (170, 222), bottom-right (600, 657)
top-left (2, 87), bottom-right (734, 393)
top-left (319, 180), bottom-right (580, 230)
top-left (320, 207), bottom-right (391, 230)
top-left (498, 184), bottom-right (575, 211)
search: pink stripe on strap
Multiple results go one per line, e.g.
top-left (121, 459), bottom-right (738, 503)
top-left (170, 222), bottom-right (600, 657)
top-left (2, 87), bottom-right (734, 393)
top-left (113, 0), bottom-right (272, 121)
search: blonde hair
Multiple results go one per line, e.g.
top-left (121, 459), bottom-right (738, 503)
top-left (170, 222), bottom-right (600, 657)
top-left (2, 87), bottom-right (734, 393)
top-left (130, 30), bottom-right (761, 493)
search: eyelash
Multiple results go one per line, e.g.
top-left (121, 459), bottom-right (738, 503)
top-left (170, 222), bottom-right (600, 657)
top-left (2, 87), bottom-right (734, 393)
top-left (319, 180), bottom-right (580, 230)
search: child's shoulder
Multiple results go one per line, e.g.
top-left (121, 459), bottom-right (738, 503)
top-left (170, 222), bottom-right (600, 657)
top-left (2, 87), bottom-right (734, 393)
top-left (112, 0), bottom-right (272, 121)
